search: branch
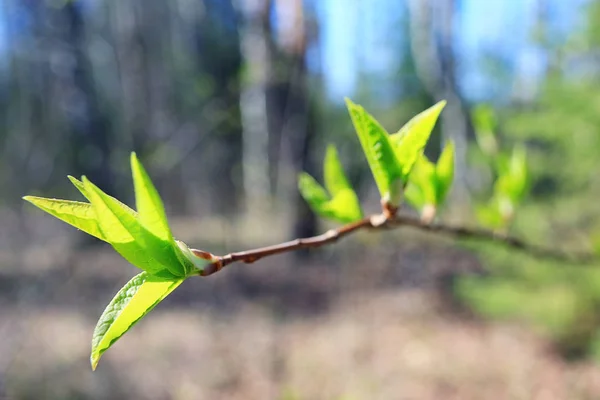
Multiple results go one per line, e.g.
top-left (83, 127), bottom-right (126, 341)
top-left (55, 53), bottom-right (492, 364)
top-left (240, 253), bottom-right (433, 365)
top-left (193, 214), bottom-right (599, 276)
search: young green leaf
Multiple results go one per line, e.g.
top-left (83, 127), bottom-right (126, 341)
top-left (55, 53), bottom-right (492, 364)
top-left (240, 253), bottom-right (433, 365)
top-left (298, 172), bottom-right (362, 224)
top-left (321, 189), bottom-right (363, 223)
top-left (345, 98), bottom-right (403, 205)
top-left (392, 100), bottom-right (446, 181)
top-left (91, 271), bottom-right (184, 370)
top-left (476, 200), bottom-right (506, 230)
top-left (298, 172), bottom-right (329, 209)
top-left (130, 153), bottom-right (172, 242)
top-left (471, 104), bottom-right (498, 157)
top-left (68, 175), bottom-right (136, 216)
top-left (404, 182), bottom-right (425, 211)
top-left (435, 140), bottom-right (455, 205)
top-left (22, 197), bottom-right (106, 241)
top-left (324, 145), bottom-right (352, 197)
top-left (410, 155), bottom-right (437, 206)
top-left (82, 177), bottom-right (184, 277)
top-left (494, 145), bottom-right (528, 205)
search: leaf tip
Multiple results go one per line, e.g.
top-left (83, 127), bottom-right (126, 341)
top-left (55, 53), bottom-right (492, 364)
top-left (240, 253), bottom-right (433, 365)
top-left (90, 354), bottom-right (99, 371)
top-left (435, 99), bottom-right (448, 109)
top-left (344, 97), bottom-right (359, 110)
top-left (67, 175), bottom-right (80, 184)
top-left (325, 143), bottom-right (337, 159)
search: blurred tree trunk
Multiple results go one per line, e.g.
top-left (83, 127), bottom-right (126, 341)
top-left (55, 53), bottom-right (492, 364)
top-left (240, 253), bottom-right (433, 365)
top-left (195, 0), bottom-right (244, 217)
top-left (240, 0), bottom-right (273, 218)
top-left (109, 0), bottom-right (154, 202)
top-left (270, 0), bottom-right (319, 243)
top-left (408, 0), bottom-right (472, 217)
top-left (50, 1), bottom-right (114, 194)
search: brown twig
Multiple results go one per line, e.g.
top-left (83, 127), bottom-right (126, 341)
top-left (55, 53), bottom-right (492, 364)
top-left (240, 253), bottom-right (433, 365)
top-left (194, 213), bottom-right (598, 277)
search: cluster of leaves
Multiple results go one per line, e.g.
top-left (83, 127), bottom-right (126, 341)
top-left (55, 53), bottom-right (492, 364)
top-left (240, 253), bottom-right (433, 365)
top-left (457, 103), bottom-right (600, 361)
top-left (24, 154), bottom-right (210, 370)
top-left (471, 105), bottom-right (529, 231)
top-left (24, 99), bottom-right (449, 370)
top-left (299, 98), bottom-right (449, 222)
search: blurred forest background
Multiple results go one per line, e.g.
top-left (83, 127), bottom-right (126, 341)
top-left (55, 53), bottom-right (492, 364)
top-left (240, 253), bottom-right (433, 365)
top-left (3, 0), bottom-right (600, 399)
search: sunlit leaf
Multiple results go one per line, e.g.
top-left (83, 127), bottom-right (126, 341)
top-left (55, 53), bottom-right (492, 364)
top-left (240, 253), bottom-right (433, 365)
top-left (324, 145), bottom-right (352, 197)
top-left (392, 100), bottom-right (446, 181)
top-left (404, 182), bottom-right (425, 211)
top-left (130, 153), bottom-right (172, 242)
top-left (471, 104), bottom-right (498, 157)
top-left (476, 201), bottom-right (506, 230)
top-left (298, 170), bottom-right (362, 224)
top-left (67, 175), bottom-right (136, 216)
top-left (82, 177), bottom-right (183, 277)
top-left (435, 140), bottom-right (455, 205)
top-left (345, 98), bottom-right (403, 205)
top-left (408, 155), bottom-right (437, 206)
top-left (22, 196), bottom-right (106, 241)
top-left (322, 189), bottom-right (363, 223)
top-left (494, 145), bottom-right (528, 204)
top-left (298, 172), bottom-right (329, 209)
top-left (91, 272), bottom-right (184, 370)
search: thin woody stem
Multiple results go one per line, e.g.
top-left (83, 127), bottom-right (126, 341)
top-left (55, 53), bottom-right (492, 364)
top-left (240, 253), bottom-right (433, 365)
top-left (388, 216), bottom-right (596, 265)
top-left (194, 213), bottom-right (598, 277)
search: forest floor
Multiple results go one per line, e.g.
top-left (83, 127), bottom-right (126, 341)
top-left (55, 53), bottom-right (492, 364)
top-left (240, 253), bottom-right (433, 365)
top-left (2, 215), bottom-right (600, 400)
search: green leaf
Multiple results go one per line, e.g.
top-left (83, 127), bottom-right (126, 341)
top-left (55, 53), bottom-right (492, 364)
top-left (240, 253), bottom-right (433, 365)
top-left (435, 140), bottom-right (455, 205)
top-left (322, 189), bottom-right (363, 223)
top-left (494, 145), bottom-right (528, 204)
top-left (392, 100), bottom-right (446, 181)
top-left (91, 271), bottom-right (184, 370)
top-left (298, 172), bottom-right (329, 209)
top-left (130, 153), bottom-right (172, 242)
top-left (471, 104), bottom-right (498, 157)
top-left (82, 177), bottom-right (184, 277)
top-left (22, 196), bottom-right (106, 241)
top-left (68, 175), bottom-right (136, 216)
top-left (508, 144), bottom-right (528, 202)
top-left (129, 153), bottom-right (196, 276)
top-left (345, 98), bottom-right (403, 205)
top-left (476, 201), bottom-right (506, 230)
top-left (409, 155), bottom-right (437, 206)
top-left (324, 145), bottom-right (352, 197)
top-left (404, 182), bottom-right (425, 210)
top-left (298, 172), bottom-right (362, 224)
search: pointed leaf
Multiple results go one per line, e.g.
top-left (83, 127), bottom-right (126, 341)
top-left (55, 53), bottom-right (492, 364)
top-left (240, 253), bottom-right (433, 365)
top-left (476, 202), bottom-right (506, 230)
top-left (324, 145), bottom-right (352, 196)
top-left (410, 155), bottom-right (437, 205)
top-left (298, 172), bottom-right (329, 209)
top-left (23, 196), bottom-right (106, 241)
top-left (299, 168), bottom-right (362, 224)
top-left (392, 100), bottom-right (446, 181)
top-left (130, 153), bottom-right (172, 241)
top-left (322, 189), bottom-right (363, 223)
top-left (471, 104), bottom-right (498, 157)
top-left (77, 169), bottom-right (193, 277)
top-left (435, 140), bottom-right (455, 205)
top-left (91, 272), bottom-right (184, 370)
top-left (82, 177), bottom-right (183, 277)
top-left (68, 175), bottom-right (136, 216)
top-left (404, 182), bottom-right (426, 211)
top-left (507, 144), bottom-right (528, 202)
top-left (494, 145), bottom-right (528, 205)
top-left (345, 98), bottom-right (403, 205)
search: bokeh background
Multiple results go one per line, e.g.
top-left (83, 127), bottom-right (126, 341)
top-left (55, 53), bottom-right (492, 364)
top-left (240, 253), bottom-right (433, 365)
top-left (2, 0), bottom-right (600, 398)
